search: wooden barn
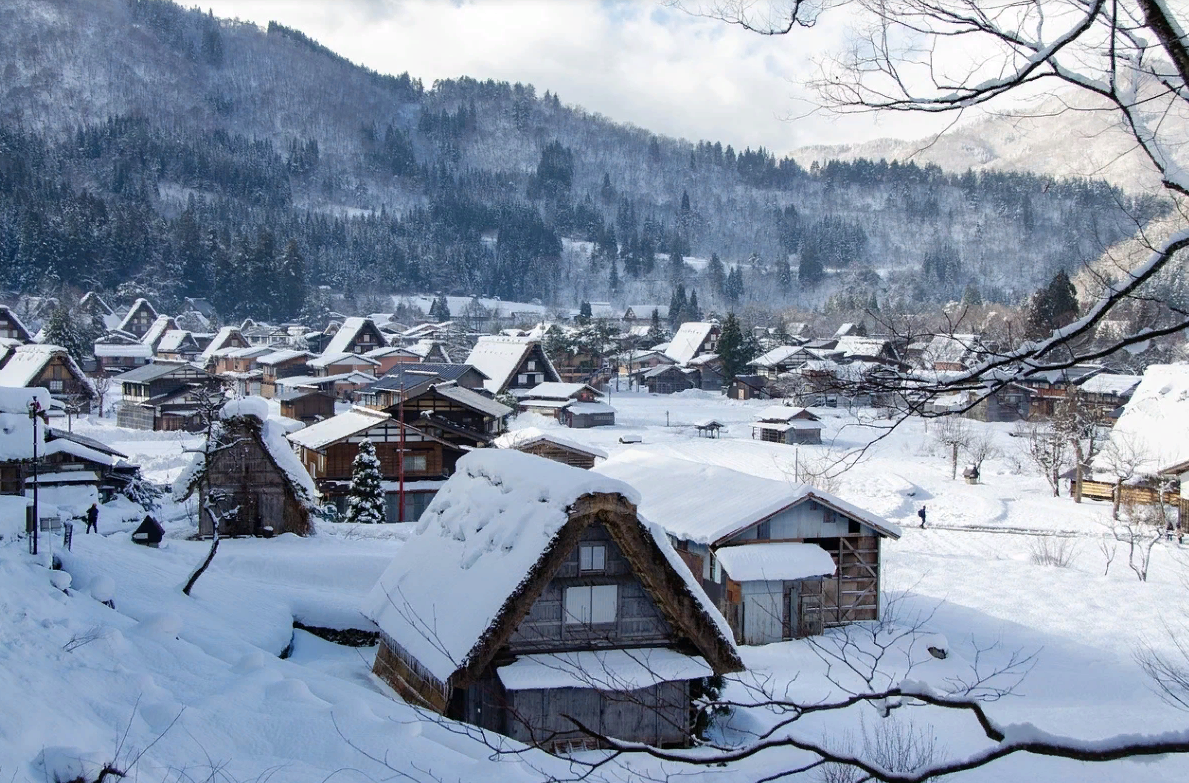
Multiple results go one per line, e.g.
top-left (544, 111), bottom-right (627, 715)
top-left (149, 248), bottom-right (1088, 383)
top-left (0, 305), bottom-right (33, 342)
top-left (115, 299), bottom-right (159, 340)
top-left (362, 450), bottom-right (743, 752)
top-left (116, 361), bottom-right (220, 431)
top-left (0, 344), bottom-right (96, 412)
top-left (595, 451), bottom-right (901, 645)
top-left (751, 406), bottom-right (822, 445)
top-left (494, 427), bottom-right (608, 469)
top-left (643, 364), bottom-right (698, 395)
top-left (257, 349), bottom-right (314, 398)
top-left (174, 398), bottom-right (318, 538)
top-left (277, 387), bottom-right (336, 423)
top-left (728, 374), bottom-right (774, 401)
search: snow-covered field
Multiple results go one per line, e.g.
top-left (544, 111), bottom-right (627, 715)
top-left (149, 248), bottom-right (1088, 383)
top-left (4, 392), bottom-right (1187, 782)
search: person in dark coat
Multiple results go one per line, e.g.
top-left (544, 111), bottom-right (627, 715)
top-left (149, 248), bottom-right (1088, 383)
top-left (85, 503), bottom-right (99, 534)
top-left (918, 506), bottom-right (927, 529)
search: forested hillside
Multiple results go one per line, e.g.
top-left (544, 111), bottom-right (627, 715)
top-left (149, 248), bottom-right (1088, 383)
top-left (0, 0), bottom-right (1164, 319)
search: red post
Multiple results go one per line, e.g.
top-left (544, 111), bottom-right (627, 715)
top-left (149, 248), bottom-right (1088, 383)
top-left (398, 389), bottom-right (405, 522)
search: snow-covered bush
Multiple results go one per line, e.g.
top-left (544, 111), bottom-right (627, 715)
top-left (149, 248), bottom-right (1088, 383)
top-left (344, 439), bottom-right (385, 525)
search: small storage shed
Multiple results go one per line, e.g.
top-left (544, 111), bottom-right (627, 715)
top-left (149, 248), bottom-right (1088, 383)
top-left (362, 450), bottom-right (743, 752)
top-left (751, 406), bottom-right (822, 445)
top-left (559, 401), bottom-right (616, 428)
top-left (131, 515), bottom-right (164, 547)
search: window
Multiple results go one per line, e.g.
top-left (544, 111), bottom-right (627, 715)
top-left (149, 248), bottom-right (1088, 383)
top-left (404, 454), bottom-right (428, 472)
top-left (527, 360), bottom-right (537, 371)
top-left (49, 380), bottom-right (64, 392)
top-left (517, 374), bottom-right (528, 385)
top-left (579, 544), bottom-right (606, 572)
top-left (564, 584), bottom-right (617, 625)
top-left (756, 521), bottom-right (771, 540)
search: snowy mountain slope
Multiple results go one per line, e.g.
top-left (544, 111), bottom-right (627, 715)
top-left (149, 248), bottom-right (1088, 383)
top-left (795, 91), bottom-right (1186, 194)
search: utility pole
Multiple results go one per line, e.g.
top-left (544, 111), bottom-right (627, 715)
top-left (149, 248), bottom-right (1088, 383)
top-left (398, 387), bottom-right (406, 523)
top-left (27, 397), bottom-right (42, 556)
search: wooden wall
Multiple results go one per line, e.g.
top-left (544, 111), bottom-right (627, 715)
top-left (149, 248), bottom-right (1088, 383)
top-left (520, 442), bottom-right (596, 469)
top-left (504, 681), bottom-right (690, 750)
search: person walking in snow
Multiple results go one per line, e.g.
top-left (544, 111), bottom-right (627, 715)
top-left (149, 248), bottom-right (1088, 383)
top-left (85, 503), bottom-right (99, 534)
top-left (918, 506), bottom-right (927, 529)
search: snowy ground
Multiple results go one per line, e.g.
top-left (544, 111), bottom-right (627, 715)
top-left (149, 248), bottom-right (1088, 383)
top-left (3, 391), bottom-right (1187, 782)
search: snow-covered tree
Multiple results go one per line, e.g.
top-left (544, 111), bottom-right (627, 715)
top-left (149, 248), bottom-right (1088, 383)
top-left (345, 439), bottom-right (385, 524)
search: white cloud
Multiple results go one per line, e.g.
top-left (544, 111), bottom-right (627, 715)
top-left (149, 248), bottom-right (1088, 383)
top-left (201, 0), bottom-right (954, 154)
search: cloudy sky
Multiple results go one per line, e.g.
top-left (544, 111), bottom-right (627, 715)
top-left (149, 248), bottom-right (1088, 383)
top-left (199, 0), bottom-right (957, 155)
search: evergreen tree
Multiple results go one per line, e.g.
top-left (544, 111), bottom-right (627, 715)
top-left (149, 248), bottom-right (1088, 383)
top-left (708, 253), bottom-right (726, 295)
top-left (600, 173), bottom-right (615, 204)
top-left (248, 229), bottom-right (278, 320)
top-left (42, 305), bottom-right (91, 362)
top-left (668, 284), bottom-right (687, 329)
top-left (680, 190), bottom-right (691, 215)
top-left (578, 301), bottom-right (593, 324)
top-left (716, 313), bottom-right (750, 381)
top-left (429, 294), bottom-right (451, 322)
top-left (669, 246), bottom-right (685, 282)
top-left (776, 257), bottom-right (793, 292)
top-left (345, 440), bottom-right (385, 524)
top-left (962, 284), bottom-right (983, 306)
top-left (176, 207), bottom-right (208, 299)
top-left (609, 256), bottom-right (619, 293)
top-left (639, 234), bottom-right (656, 275)
top-left (799, 249), bottom-right (825, 288)
top-left (647, 308), bottom-right (667, 345)
top-left (687, 290), bottom-right (701, 321)
top-left (1026, 269), bottom-right (1079, 338)
top-left (277, 240), bottom-right (307, 319)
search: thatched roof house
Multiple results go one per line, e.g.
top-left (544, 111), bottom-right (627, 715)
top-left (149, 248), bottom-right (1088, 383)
top-left (174, 397), bottom-right (319, 538)
top-left (362, 449), bottom-right (741, 752)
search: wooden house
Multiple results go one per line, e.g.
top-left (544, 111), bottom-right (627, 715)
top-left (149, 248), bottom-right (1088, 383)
top-left (321, 316), bottom-right (386, 356)
top-left (140, 315), bottom-right (180, 353)
top-left (622, 304), bottom-right (670, 325)
top-left (362, 449), bottom-right (743, 752)
top-left (595, 451), bottom-right (901, 644)
top-left (558, 402), bottom-right (617, 429)
top-left (0, 344), bottom-right (96, 412)
top-left (174, 398), bottom-right (318, 537)
top-left (1016, 365), bottom-right (1104, 418)
top-left (199, 326), bottom-right (251, 369)
top-left (257, 349), bottom-right (314, 398)
top-left (78, 292), bottom-right (120, 331)
top-left (277, 387), bottom-right (336, 423)
top-left (155, 330), bottom-right (202, 362)
top-left (687, 353), bottom-right (725, 391)
top-left (748, 345), bottom-right (819, 379)
top-left (405, 339), bottom-right (452, 363)
top-left (665, 322), bottom-right (720, 365)
top-left (919, 334), bottom-right (991, 372)
top-left (358, 364), bottom-right (491, 410)
top-left (0, 306), bottom-right (33, 342)
top-left (274, 371), bottom-right (377, 402)
top-left (751, 406), bottom-right (822, 445)
top-left (465, 336), bottom-right (561, 395)
top-left (927, 383), bottom-right (1033, 423)
top-left (644, 364), bottom-right (698, 395)
top-left (513, 382), bottom-right (600, 415)
top-left (307, 351), bottom-right (381, 378)
top-left (288, 406), bottom-right (465, 522)
top-left (0, 387), bottom-right (51, 496)
top-left (494, 427), bottom-right (608, 469)
top-left (728, 375), bottom-right (774, 401)
top-left (93, 332), bottom-right (154, 373)
top-left (115, 299), bottom-right (159, 340)
top-left (360, 367), bottom-right (512, 449)
top-left (116, 361), bottom-right (219, 431)
top-left (361, 345), bottom-right (420, 375)
top-left (42, 428), bottom-right (139, 503)
top-left (1076, 373), bottom-right (1143, 421)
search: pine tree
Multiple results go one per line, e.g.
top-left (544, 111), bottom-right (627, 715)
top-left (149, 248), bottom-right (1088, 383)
top-left (647, 308), bottom-right (667, 345)
top-left (669, 246), bottom-right (685, 282)
top-left (42, 305), bottom-right (91, 362)
top-left (176, 207), bottom-right (208, 299)
top-left (716, 313), bottom-right (751, 381)
top-left (609, 256), bottom-right (620, 293)
top-left (687, 290), bottom-right (701, 321)
top-left (776, 258), bottom-right (792, 291)
top-left (579, 301), bottom-right (593, 324)
top-left (345, 440), bottom-right (385, 524)
top-left (277, 240), bottom-right (306, 319)
top-left (429, 294), bottom-right (451, 322)
top-left (668, 284), bottom-right (687, 329)
top-left (708, 253), bottom-right (726, 295)
top-left (1026, 270), bottom-right (1079, 338)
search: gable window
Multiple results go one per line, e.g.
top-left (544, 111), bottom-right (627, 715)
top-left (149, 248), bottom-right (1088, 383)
top-left (527, 360), bottom-right (537, 371)
top-left (755, 520), bottom-right (771, 540)
top-left (579, 543), bottom-right (606, 573)
top-left (517, 374), bottom-right (528, 385)
top-left (49, 380), bottom-right (64, 392)
top-left (564, 584), bottom-right (617, 625)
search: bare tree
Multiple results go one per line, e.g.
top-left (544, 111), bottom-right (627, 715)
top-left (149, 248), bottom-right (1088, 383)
top-left (180, 388), bottom-right (240, 597)
top-left (1016, 420), bottom-right (1069, 496)
top-left (932, 416), bottom-right (971, 480)
top-left (1052, 388), bottom-right (1107, 503)
top-left (91, 373), bottom-right (113, 419)
top-left (1098, 431), bottom-right (1149, 518)
top-left (1108, 494), bottom-right (1174, 581)
top-left (963, 429), bottom-right (999, 481)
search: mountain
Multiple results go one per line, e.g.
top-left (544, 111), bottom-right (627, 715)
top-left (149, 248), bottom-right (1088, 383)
top-left (794, 92), bottom-right (1177, 195)
top-left (0, 0), bottom-right (1164, 320)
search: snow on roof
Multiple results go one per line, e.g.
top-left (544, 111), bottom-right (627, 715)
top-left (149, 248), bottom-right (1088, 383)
top-left (511, 382), bottom-right (594, 400)
top-left (595, 450), bottom-right (900, 543)
top-left (752, 420), bottom-right (820, 433)
top-left (567, 402), bottom-right (616, 415)
top-left (78, 291), bottom-right (112, 315)
top-left (0, 386), bottom-right (51, 461)
top-left (287, 406), bottom-right (391, 451)
top-left (756, 405), bottom-right (818, 423)
top-left (714, 543), bottom-right (836, 582)
top-left (362, 449), bottom-right (639, 682)
top-left (433, 383), bottom-right (513, 420)
top-left (174, 397), bottom-right (318, 504)
top-left (493, 426), bottom-right (608, 459)
top-left (1095, 364), bottom-right (1189, 476)
top-left (308, 351), bottom-right (380, 369)
top-left (321, 317), bottom-right (372, 357)
top-left (276, 371), bottom-right (376, 389)
top-left (140, 315), bottom-right (176, 347)
top-left (750, 345), bottom-right (805, 368)
top-left (627, 304), bottom-right (669, 319)
top-left (665, 322), bottom-right (716, 364)
top-left (225, 345), bottom-right (274, 360)
top-left (835, 335), bottom-right (891, 359)
top-left (465, 336), bottom-right (553, 394)
top-left (156, 330), bottom-right (193, 353)
top-left (921, 334), bottom-right (983, 366)
top-left (93, 341), bottom-right (154, 358)
top-left (200, 326), bottom-right (242, 363)
top-left (595, 451), bottom-right (801, 544)
top-left (256, 349), bottom-right (313, 366)
top-left (42, 438), bottom-right (124, 468)
top-left (497, 647), bottom-right (711, 691)
top-left (116, 298), bottom-right (157, 333)
top-left (406, 339), bottom-right (451, 361)
top-left (1079, 373), bottom-right (1143, 397)
top-left (0, 345), bottom-right (92, 396)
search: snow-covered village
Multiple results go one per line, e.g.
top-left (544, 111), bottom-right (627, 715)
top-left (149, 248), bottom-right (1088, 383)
top-left (4, 1), bottom-right (1189, 782)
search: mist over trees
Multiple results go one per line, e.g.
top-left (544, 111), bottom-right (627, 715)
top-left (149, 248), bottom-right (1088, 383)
top-left (0, 0), bottom-right (1164, 318)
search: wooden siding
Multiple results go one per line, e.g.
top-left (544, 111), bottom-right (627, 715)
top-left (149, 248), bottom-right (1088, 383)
top-left (519, 442), bottom-right (597, 469)
top-left (505, 681), bottom-right (690, 750)
top-left (507, 521), bottom-right (673, 653)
